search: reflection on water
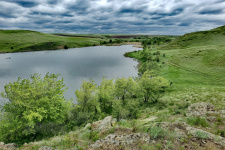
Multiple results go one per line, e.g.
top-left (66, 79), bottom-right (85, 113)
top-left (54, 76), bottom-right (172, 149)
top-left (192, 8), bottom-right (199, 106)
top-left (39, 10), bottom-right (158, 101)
top-left (0, 45), bottom-right (141, 104)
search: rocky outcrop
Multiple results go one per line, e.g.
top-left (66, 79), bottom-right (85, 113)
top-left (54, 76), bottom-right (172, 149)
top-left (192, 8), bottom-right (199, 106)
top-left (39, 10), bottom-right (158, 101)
top-left (0, 142), bottom-right (16, 150)
top-left (91, 116), bottom-right (116, 132)
top-left (186, 102), bottom-right (215, 117)
top-left (38, 146), bottom-right (57, 150)
top-left (88, 133), bottom-right (150, 150)
top-left (163, 122), bottom-right (225, 147)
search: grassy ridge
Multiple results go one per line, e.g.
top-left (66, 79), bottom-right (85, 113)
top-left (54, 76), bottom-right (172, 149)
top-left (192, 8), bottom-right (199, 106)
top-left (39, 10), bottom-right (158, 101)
top-left (159, 26), bottom-right (225, 88)
top-left (0, 30), bottom-right (102, 53)
top-left (161, 25), bottom-right (225, 49)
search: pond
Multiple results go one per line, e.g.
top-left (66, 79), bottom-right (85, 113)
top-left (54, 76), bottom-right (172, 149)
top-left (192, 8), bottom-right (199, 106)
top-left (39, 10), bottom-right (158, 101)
top-left (0, 45), bottom-right (141, 104)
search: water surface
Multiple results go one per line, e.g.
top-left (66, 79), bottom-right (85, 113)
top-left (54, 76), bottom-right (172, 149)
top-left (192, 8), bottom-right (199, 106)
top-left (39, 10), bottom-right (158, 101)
top-left (0, 45), bottom-right (141, 104)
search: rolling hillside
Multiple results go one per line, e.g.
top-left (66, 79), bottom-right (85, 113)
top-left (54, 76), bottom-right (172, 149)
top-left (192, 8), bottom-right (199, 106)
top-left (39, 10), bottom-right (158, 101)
top-left (161, 25), bottom-right (225, 49)
top-left (0, 30), bottom-right (102, 53)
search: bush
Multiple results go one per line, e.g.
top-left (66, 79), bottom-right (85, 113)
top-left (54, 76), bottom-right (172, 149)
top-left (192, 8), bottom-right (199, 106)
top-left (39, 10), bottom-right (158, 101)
top-left (0, 73), bottom-right (71, 143)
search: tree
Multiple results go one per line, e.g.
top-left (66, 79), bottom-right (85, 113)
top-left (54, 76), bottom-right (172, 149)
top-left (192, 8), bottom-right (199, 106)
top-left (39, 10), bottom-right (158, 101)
top-left (96, 77), bottom-right (114, 114)
top-left (112, 100), bottom-right (130, 120)
top-left (138, 71), bottom-right (169, 103)
top-left (75, 80), bottom-right (99, 113)
top-left (138, 61), bottom-right (158, 76)
top-left (0, 73), bottom-right (71, 142)
top-left (114, 77), bottom-right (128, 103)
top-left (126, 77), bottom-right (138, 98)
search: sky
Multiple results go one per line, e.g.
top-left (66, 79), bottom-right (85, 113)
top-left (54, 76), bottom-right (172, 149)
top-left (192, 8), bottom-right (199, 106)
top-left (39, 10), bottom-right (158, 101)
top-left (0, 0), bottom-right (225, 35)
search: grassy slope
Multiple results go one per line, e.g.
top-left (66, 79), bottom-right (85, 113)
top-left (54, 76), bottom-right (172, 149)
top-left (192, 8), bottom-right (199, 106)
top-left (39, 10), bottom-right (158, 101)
top-left (0, 30), bottom-right (102, 53)
top-left (158, 26), bottom-right (225, 89)
top-left (161, 25), bottom-right (225, 49)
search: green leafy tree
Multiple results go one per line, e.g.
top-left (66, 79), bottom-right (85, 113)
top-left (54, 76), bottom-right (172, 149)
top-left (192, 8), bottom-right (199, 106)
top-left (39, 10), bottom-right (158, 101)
top-left (114, 77), bottom-right (128, 103)
top-left (75, 80), bottom-right (99, 114)
top-left (138, 71), bottom-right (169, 103)
top-left (0, 73), bottom-right (71, 142)
top-left (138, 61), bottom-right (158, 76)
top-left (96, 77), bottom-right (114, 114)
top-left (112, 100), bottom-right (130, 120)
top-left (126, 77), bottom-right (138, 98)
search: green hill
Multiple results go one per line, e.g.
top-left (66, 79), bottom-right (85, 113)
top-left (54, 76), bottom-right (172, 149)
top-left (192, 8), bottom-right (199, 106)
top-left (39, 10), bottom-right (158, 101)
top-left (0, 30), bottom-right (102, 53)
top-left (161, 25), bottom-right (225, 49)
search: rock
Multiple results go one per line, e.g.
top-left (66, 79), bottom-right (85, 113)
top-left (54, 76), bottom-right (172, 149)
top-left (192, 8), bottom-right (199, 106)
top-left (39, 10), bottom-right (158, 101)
top-left (88, 132), bottom-right (150, 149)
top-left (174, 128), bottom-right (187, 139)
top-left (186, 102), bottom-right (215, 117)
top-left (91, 116), bottom-right (114, 132)
top-left (39, 146), bottom-right (57, 150)
top-left (23, 143), bottom-right (28, 146)
top-left (0, 143), bottom-right (16, 150)
top-left (175, 122), bottom-right (225, 147)
top-left (84, 123), bottom-right (91, 130)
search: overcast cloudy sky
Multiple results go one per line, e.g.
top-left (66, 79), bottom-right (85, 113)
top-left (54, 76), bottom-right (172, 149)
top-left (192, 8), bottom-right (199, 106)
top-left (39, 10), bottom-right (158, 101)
top-left (0, 0), bottom-right (225, 35)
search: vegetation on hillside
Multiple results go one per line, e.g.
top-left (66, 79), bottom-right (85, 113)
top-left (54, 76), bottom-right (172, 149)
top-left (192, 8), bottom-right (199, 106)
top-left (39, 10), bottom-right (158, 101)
top-left (0, 29), bottom-right (176, 53)
top-left (0, 26), bottom-right (224, 149)
top-left (160, 25), bottom-right (225, 49)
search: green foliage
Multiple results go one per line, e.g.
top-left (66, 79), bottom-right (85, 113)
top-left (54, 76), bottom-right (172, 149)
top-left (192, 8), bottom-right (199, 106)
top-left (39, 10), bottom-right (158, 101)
top-left (148, 126), bottom-right (166, 139)
top-left (138, 71), bottom-right (169, 103)
top-left (138, 61), bottom-right (159, 76)
top-left (112, 100), bottom-right (130, 120)
top-left (195, 131), bottom-right (208, 139)
top-left (114, 77), bottom-right (138, 102)
top-left (67, 109), bottom-right (91, 127)
top-left (97, 78), bottom-right (114, 113)
top-left (89, 131), bottom-right (100, 142)
top-left (75, 80), bottom-right (98, 113)
top-left (114, 77), bottom-right (128, 102)
top-left (118, 119), bottom-right (133, 128)
top-left (186, 116), bottom-right (209, 127)
top-left (0, 73), bottom-right (71, 143)
top-left (216, 129), bottom-right (225, 137)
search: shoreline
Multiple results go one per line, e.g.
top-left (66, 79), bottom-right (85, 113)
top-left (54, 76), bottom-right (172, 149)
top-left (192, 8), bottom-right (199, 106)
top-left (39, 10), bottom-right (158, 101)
top-left (0, 42), bottom-right (143, 54)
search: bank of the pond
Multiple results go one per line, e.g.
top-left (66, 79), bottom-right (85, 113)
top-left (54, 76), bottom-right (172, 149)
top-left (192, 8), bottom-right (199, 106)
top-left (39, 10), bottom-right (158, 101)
top-left (0, 30), bottom-right (145, 53)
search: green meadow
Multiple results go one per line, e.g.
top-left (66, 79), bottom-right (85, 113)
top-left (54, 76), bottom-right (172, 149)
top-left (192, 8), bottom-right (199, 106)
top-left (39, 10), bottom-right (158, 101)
top-left (0, 30), bottom-right (102, 53)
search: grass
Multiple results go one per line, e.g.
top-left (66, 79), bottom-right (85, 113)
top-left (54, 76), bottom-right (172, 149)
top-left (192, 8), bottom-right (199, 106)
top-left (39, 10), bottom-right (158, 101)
top-left (0, 30), bottom-right (103, 53)
top-left (195, 131), bottom-right (208, 139)
top-left (161, 25), bottom-right (225, 49)
top-left (186, 116), bottom-right (209, 127)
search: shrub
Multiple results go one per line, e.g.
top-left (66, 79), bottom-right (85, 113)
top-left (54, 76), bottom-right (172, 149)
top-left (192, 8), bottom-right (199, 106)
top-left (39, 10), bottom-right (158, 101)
top-left (0, 73), bottom-right (71, 143)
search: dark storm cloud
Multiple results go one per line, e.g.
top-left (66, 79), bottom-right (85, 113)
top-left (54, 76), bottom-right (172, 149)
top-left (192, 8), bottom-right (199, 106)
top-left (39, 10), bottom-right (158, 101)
top-left (14, 1), bottom-right (38, 8)
top-left (0, 0), bottom-right (225, 35)
top-left (199, 9), bottom-right (223, 15)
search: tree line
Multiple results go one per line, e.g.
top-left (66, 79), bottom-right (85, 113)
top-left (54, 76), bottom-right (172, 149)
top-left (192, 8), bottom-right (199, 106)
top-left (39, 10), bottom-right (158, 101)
top-left (0, 71), bottom-right (168, 143)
